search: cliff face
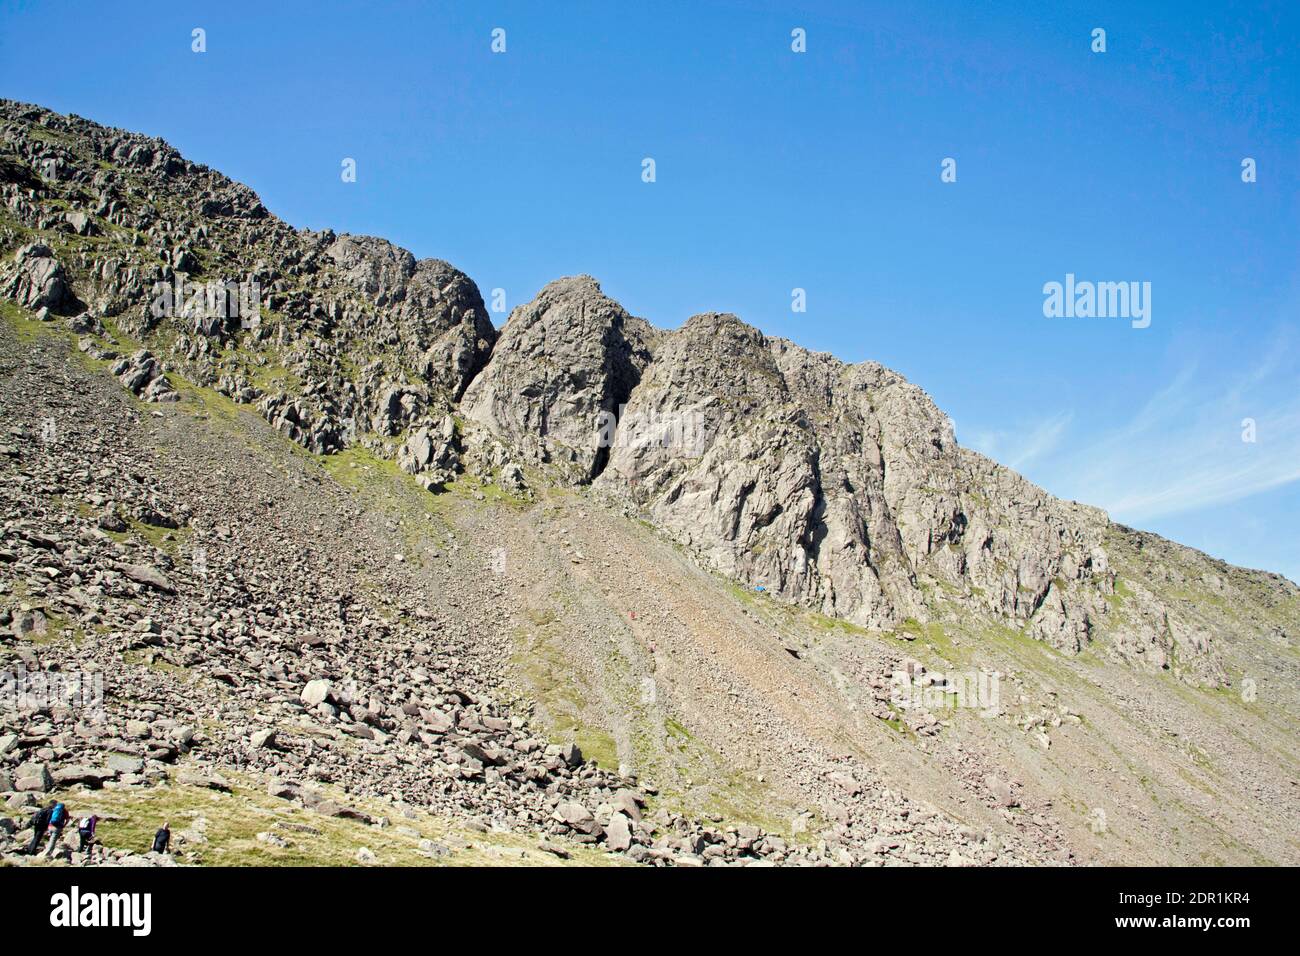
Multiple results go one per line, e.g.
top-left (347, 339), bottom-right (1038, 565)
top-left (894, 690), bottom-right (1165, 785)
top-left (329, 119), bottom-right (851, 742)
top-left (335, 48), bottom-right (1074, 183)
top-left (459, 275), bottom-right (654, 484)
top-left (587, 307), bottom-right (1108, 638)
top-left (3, 99), bottom-right (1294, 689)
top-left (466, 281), bottom-right (1265, 687)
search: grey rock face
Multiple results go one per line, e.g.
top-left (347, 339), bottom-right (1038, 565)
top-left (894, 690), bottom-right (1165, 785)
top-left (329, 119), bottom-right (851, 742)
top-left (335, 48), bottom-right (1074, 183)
top-left (325, 235), bottom-right (497, 400)
top-left (2, 243), bottom-right (74, 312)
top-left (460, 276), bottom-right (654, 483)
top-left (463, 287), bottom-right (1229, 680)
top-left (576, 310), bottom-right (1102, 637)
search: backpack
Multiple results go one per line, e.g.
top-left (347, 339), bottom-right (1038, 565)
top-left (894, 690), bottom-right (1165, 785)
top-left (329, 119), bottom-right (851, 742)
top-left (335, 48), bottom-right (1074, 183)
top-left (32, 807), bottom-right (51, 830)
top-left (49, 803), bottom-right (66, 826)
top-left (78, 816), bottom-right (95, 835)
top-left (152, 828), bottom-right (169, 852)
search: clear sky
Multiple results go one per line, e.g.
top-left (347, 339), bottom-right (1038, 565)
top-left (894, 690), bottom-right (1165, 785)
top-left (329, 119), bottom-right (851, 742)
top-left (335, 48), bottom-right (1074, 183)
top-left (3, 0), bottom-right (1297, 581)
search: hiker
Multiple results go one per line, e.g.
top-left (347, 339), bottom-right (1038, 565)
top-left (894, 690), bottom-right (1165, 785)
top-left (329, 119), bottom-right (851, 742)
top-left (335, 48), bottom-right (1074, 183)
top-left (77, 814), bottom-right (99, 863)
top-left (42, 800), bottom-right (68, 858)
top-left (25, 802), bottom-right (54, 855)
top-left (151, 821), bottom-right (170, 854)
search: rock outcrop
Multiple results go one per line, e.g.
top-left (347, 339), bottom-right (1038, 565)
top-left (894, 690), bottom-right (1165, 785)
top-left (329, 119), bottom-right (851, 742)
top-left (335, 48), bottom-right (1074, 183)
top-left (0, 100), bottom-right (495, 473)
top-left (460, 275), bottom-right (654, 483)
top-left (2, 242), bottom-right (75, 313)
top-left (472, 295), bottom-right (1214, 681)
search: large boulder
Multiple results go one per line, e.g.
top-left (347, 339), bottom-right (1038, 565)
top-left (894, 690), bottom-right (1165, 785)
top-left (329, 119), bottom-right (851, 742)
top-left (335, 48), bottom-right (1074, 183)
top-left (2, 243), bottom-right (74, 313)
top-left (300, 679), bottom-right (333, 707)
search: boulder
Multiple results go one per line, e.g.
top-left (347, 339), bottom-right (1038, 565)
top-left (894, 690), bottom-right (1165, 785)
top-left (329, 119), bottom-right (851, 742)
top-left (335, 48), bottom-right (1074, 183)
top-left (14, 762), bottom-right (52, 792)
top-left (106, 754), bottom-right (144, 774)
top-left (560, 742), bottom-right (583, 767)
top-left (605, 812), bottom-right (633, 851)
top-left (553, 801), bottom-right (602, 837)
top-left (2, 243), bottom-right (74, 312)
top-left (177, 768), bottom-right (232, 792)
top-left (300, 679), bottom-right (333, 707)
top-left (51, 766), bottom-right (117, 789)
top-left (115, 562), bottom-right (177, 594)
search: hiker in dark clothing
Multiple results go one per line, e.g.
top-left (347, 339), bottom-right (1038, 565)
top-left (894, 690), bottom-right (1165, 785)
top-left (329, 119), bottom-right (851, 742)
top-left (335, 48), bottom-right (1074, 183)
top-left (77, 814), bottom-right (99, 863)
top-left (25, 803), bottom-right (53, 855)
top-left (151, 821), bottom-right (170, 854)
top-left (43, 801), bottom-right (69, 858)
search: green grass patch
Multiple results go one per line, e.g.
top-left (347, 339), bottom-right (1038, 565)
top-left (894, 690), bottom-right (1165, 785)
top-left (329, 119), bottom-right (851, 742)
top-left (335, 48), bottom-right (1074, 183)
top-left (0, 298), bottom-right (51, 344)
top-left (511, 627), bottom-right (619, 772)
top-left (56, 773), bottom-right (622, 867)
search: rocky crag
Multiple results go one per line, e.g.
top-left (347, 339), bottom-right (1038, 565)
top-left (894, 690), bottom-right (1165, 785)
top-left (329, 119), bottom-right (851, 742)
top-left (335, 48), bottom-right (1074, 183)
top-left (3, 100), bottom-right (1298, 866)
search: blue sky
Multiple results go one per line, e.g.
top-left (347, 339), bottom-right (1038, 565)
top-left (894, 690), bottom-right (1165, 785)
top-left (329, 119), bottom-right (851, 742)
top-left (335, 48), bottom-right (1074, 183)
top-left (3, 1), bottom-right (1298, 581)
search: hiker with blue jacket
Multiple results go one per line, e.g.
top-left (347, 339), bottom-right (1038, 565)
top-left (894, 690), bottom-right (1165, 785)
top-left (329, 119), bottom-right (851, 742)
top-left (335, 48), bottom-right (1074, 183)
top-left (42, 800), bottom-right (68, 857)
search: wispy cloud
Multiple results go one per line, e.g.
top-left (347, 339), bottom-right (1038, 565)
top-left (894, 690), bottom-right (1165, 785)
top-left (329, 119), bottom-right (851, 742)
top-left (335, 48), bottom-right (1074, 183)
top-left (1027, 331), bottom-right (1300, 524)
top-left (967, 411), bottom-right (1074, 472)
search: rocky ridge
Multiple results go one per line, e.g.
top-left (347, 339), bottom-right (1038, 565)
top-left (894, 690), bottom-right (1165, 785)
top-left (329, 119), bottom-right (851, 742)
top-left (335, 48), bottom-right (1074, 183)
top-left (3, 100), bottom-right (1285, 688)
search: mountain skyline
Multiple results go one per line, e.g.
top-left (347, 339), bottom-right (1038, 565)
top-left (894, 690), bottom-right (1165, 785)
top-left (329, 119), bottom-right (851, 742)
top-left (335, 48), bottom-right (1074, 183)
top-left (2, 0), bottom-right (1296, 581)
